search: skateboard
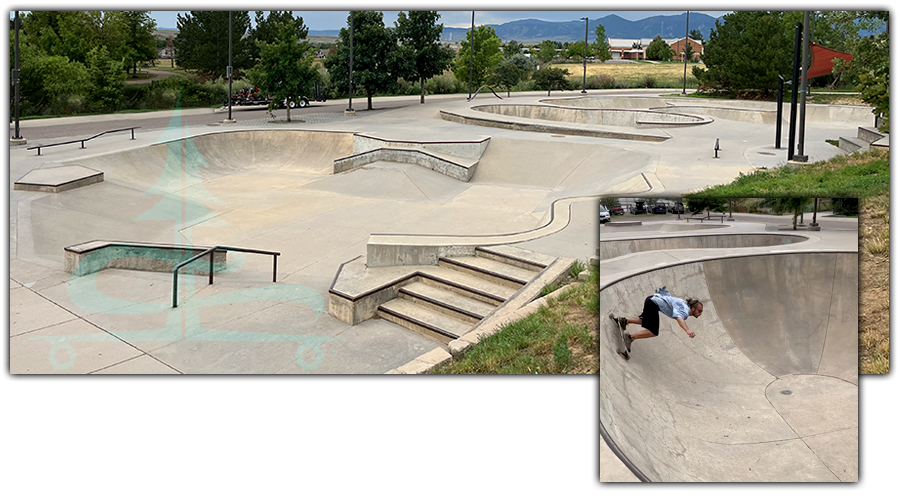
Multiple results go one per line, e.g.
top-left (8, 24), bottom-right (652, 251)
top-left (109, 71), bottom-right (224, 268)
top-left (608, 313), bottom-right (629, 360)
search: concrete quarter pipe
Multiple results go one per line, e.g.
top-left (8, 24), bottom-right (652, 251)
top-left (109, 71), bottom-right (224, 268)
top-left (599, 252), bottom-right (858, 482)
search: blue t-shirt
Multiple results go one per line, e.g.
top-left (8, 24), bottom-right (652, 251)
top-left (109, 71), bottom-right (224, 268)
top-left (650, 286), bottom-right (689, 320)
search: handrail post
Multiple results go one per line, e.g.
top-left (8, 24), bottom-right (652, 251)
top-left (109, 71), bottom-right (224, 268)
top-left (273, 254), bottom-right (278, 282)
top-left (173, 271), bottom-right (179, 308)
top-left (81, 140), bottom-right (86, 149)
top-left (131, 128), bottom-right (136, 140)
top-left (209, 252), bottom-right (215, 285)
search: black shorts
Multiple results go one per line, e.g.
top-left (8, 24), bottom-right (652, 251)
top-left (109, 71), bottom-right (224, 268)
top-left (639, 296), bottom-right (660, 336)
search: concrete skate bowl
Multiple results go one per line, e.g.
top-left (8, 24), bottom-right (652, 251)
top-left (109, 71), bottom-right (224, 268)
top-left (543, 96), bottom-right (876, 126)
top-left (68, 130), bottom-right (356, 189)
top-left (597, 233), bottom-right (808, 261)
top-left (599, 252), bottom-right (858, 482)
top-left (472, 104), bottom-right (711, 128)
top-left (600, 223), bottom-right (731, 233)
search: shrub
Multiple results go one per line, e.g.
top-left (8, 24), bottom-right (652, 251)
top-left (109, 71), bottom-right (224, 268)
top-left (639, 75), bottom-right (657, 88)
top-left (587, 74), bottom-right (617, 89)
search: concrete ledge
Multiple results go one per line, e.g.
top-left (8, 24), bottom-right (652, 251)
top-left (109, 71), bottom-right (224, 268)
top-left (388, 348), bottom-right (453, 374)
top-left (606, 221), bottom-right (642, 227)
top-left (15, 165), bottom-right (103, 193)
top-left (64, 240), bottom-right (227, 277)
top-left (334, 147), bottom-right (475, 181)
top-left (352, 133), bottom-right (490, 159)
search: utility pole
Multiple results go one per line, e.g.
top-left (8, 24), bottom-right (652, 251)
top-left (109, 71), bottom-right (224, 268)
top-left (581, 17), bottom-right (589, 93)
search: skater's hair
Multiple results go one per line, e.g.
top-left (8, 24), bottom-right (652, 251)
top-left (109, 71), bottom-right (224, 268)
top-left (686, 298), bottom-right (703, 310)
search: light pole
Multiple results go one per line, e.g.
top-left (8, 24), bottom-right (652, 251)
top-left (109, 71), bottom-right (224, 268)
top-left (581, 17), bottom-right (589, 93)
top-left (225, 11), bottom-right (234, 123)
top-left (682, 11), bottom-right (689, 94)
top-left (11, 11), bottom-right (25, 145)
top-left (347, 11), bottom-right (355, 115)
top-left (795, 11), bottom-right (811, 162)
top-left (468, 11), bottom-right (474, 99)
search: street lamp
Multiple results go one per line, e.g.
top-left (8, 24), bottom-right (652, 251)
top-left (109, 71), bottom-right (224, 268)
top-left (682, 11), bottom-right (689, 95)
top-left (581, 17), bottom-right (589, 93)
top-left (226, 11), bottom-right (234, 123)
top-left (11, 10), bottom-right (25, 145)
top-left (347, 11), bottom-right (354, 114)
top-left (469, 11), bottom-right (475, 99)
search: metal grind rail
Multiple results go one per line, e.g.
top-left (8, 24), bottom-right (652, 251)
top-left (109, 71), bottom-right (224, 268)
top-left (27, 127), bottom-right (139, 155)
top-left (172, 245), bottom-right (280, 308)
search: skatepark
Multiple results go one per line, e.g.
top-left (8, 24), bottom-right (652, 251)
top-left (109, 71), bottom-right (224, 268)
top-left (598, 218), bottom-right (858, 481)
top-left (9, 90), bottom-right (867, 381)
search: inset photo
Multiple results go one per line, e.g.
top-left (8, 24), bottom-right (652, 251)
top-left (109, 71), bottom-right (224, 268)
top-left (597, 197), bottom-right (858, 482)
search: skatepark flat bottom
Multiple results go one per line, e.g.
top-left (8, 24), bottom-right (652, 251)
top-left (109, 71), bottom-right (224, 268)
top-left (599, 252), bottom-right (858, 482)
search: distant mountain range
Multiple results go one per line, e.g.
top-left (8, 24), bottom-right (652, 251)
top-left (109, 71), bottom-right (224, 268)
top-left (308, 12), bottom-right (724, 43)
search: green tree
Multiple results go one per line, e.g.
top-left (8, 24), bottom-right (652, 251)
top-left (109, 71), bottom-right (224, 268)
top-left (532, 67), bottom-right (571, 95)
top-left (645, 35), bottom-right (673, 61)
top-left (394, 11), bottom-right (454, 104)
top-left (451, 25), bottom-right (503, 90)
top-left (248, 14), bottom-right (317, 122)
top-left (175, 11), bottom-right (252, 80)
top-left (692, 11), bottom-right (794, 96)
top-left (593, 24), bottom-right (612, 61)
top-left (119, 11), bottom-right (157, 76)
top-left (248, 11), bottom-right (305, 62)
top-left (86, 45), bottom-right (125, 112)
top-left (535, 39), bottom-right (559, 64)
top-left (682, 38), bottom-right (694, 63)
top-left (689, 29), bottom-right (705, 42)
top-left (503, 40), bottom-right (524, 57)
top-left (827, 11), bottom-right (889, 130)
top-left (566, 40), bottom-right (588, 61)
top-left (325, 11), bottom-right (399, 110)
top-left (684, 196), bottom-right (728, 217)
top-left (489, 58), bottom-right (523, 96)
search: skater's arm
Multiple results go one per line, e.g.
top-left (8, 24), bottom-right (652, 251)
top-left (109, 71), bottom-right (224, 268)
top-left (675, 318), bottom-right (695, 338)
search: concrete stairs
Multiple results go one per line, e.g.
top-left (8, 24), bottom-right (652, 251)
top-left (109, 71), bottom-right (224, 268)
top-left (377, 248), bottom-right (546, 345)
top-left (839, 126), bottom-right (889, 153)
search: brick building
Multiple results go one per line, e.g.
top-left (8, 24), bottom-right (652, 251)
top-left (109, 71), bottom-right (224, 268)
top-left (607, 37), bottom-right (703, 62)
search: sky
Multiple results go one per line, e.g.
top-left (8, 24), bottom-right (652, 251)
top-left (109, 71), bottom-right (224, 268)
top-left (148, 10), bottom-right (734, 31)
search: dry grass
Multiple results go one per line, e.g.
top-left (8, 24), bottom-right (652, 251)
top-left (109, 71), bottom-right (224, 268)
top-left (551, 61), bottom-right (705, 86)
top-left (859, 193), bottom-right (890, 374)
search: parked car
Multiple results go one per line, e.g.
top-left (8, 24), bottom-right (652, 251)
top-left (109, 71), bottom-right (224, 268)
top-left (599, 205), bottom-right (611, 223)
top-left (611, 206), bottom-right (625, 216)
top-left (652, 204), bottom-right (668, 214)
top-left (669, 202), bottom-right (685, 214)
top-left (632, 201), bottom-right (646, 215)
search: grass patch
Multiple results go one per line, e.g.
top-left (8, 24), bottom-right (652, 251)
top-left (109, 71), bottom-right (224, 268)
top-left (551, 61), bottom-right (704, 88)
top-left (431, 266), bottom-right (598, 374)
top-left (689, 148), bottom-right (888, 198)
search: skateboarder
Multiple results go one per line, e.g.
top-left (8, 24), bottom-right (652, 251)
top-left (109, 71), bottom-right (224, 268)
top-left (612, 286), bottom-right (703, 353)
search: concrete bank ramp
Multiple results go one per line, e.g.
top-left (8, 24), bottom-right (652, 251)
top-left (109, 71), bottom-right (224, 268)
top-left (599, 252), bottom-right (858, 482)
top-left (67, 130), bottom-right (355, 188)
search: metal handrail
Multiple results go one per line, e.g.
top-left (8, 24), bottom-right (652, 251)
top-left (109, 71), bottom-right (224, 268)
top-left (27, 127), bottom-right (139, 155)
top-left (172, 245), bottom-right (280, 308)
top-left (467, 85), bottom-right (504, 101)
